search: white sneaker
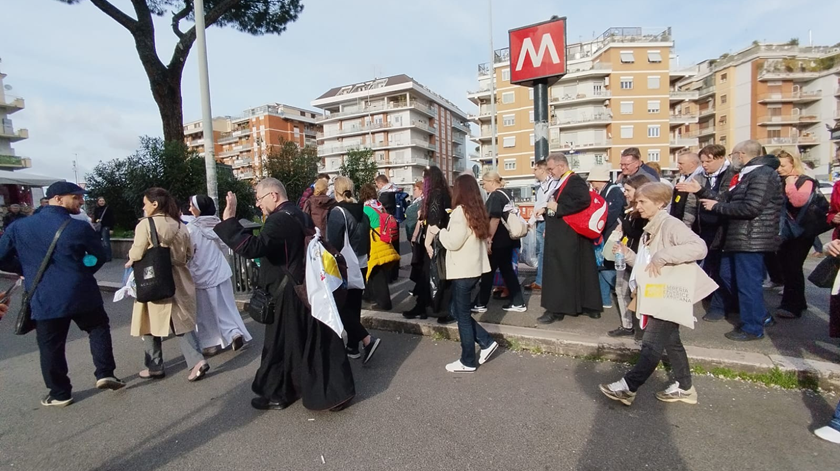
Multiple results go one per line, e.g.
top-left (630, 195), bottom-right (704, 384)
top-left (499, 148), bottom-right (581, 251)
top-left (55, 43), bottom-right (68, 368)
top-left (471, 305), bottom-right (488, 313)
top-left (655, 382), bottom-right (698, 404)
top-left (814, 426), bottom-right (840, 444)
top-left (445, 360), bottom-right (476, 373)
top-left (598, 378), bottom-right (636, 406)
top-left (762, 280), bottom-right (782, 290)
top-left (502, 304), bottom-right (527, 312)
top-left (478, 341), bottom-right (499, 365)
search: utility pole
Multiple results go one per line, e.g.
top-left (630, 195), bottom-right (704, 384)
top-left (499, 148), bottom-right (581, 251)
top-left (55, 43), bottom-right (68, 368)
top-left (488, 0), bottom-right (498, 170)
top-left (72, 156), bottom-right (78, 184)
top-left (194, 0), bottom-right (219, 213)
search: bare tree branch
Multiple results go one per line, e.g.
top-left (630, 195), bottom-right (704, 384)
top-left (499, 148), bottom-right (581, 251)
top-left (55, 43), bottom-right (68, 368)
top-left (168, 0), bottom-right (242, 70)
top-left (89, 0), bottom-right (138, 33)
top-left (171, 0), bottom-right (193, 39)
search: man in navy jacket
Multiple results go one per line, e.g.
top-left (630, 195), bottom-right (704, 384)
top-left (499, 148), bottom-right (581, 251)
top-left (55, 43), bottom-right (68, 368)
top-left (0, 182), bottom-right (124, 407)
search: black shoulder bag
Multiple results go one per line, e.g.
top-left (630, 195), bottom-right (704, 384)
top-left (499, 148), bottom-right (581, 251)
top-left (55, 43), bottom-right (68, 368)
top-left (134, 217), bottom-right (177, 303)
top-left (14, 219), bottom-right (72, 335)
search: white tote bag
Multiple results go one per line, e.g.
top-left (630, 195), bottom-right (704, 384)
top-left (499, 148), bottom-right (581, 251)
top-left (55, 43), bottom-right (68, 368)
top-left (338, 208), bottom-right (366, 290)
top-left (498, 190), bottom-right (529, 239)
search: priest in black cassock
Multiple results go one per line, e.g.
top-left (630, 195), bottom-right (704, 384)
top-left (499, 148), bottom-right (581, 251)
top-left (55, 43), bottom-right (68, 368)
top-left (537, 153), bottom-right (603, 324)
top-left (215, 178), bottom-right (355, 411)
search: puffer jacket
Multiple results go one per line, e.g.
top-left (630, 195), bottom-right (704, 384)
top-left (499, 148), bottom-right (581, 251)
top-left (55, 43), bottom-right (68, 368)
top-left (366, 231), bottom-right (399, 280)
top-left (711, 155), bottom-right (783, 253)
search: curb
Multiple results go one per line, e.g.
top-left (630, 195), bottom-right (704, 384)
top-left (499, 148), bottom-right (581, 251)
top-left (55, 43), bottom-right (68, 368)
top-left (358, 310), bottom-right (840, 393)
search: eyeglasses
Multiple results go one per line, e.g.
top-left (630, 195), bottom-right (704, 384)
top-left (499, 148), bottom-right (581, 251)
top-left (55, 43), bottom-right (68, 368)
top-left (255, 192), bottom-right (276, 205)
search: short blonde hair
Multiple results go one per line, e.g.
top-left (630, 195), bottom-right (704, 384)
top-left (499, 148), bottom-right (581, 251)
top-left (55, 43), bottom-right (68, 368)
top-left (773, 149), bottom-right (804, 175)
top-left (635, 182), bottom-right (673, 207)
top-left (333, 176), bottom-right (356, 203)
top-left (482, 170), bottom-right (503, 186)
top-left (314, 179), bottom-right (328, 196)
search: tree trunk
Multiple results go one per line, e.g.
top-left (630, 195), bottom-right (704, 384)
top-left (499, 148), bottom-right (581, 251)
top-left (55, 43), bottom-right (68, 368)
top-left (150, 70), bottom-right (185, 144)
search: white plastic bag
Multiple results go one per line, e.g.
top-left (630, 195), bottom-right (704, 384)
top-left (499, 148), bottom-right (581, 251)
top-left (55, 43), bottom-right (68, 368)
top-left (337, 208), bottom-right (365, 290)
top-left (304, 228), bottom-right (345, 338)
top-left (520, 229), bottom-right (538, 268)
top-left (113, 268), bottom-right (136, 302)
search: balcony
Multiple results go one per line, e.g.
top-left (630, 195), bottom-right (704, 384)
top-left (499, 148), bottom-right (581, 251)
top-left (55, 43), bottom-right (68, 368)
top-left (467, 85), bottom-right (492, 104)
top-left (669, 113), bottom-right (699, 126)
top-left (452, 134), bottom-right (466, 145)
top-left (561, 62), bottom-right (612, 80)
top-left (670, 90), bottom-right (699, 101)
top-left (757, 115), bottom-right (820, 126)
top-left (670, 136), bottom-right (699, 148)
top-left (452, 121), bottom-right (470, 134)
top-left (551, 113), bottom-right (611, 129)
top-left (698, 107), bottom-right (716, 119)
top-left (0, 128), bottom-right (28, 142)
top-left (236, 171), bottom-right (256, 180)
top-left (321, 120), bottom-right (437, 139)
top-left (468, 107), bottom-right (493, 122)
top-left (550, 91), bottom-right (611, 106)
top-left (318, 101), bottom-right (436, 122)
top-left (217, 133), bottom-right (238, 145)
top-left (758, 136), bottom-right (819, 147)
top-left (0, 96), bottom-right (25, 114)
top-left (758, 68), bottom-right (820, 82)
top-left (380, 157), bottom-right (431, 168)
top-left (697, 126), bottom-right (716, 137)
top-left (696, 85), bottom-right (716, 99)
top-left (757, 90), bottom-right (822, 103)
top-left (0, 154), bottom-right (32, 170)
top-left (232, 127), bottom-right (251, 136)
top-left (549, 139), bottom-right (613, 151)
top-left (231, 158), bottom-right (253, 169)
top-left (218, 148), bottom-right (239, 158)
top-left (318, 139), bottom-right (436, 157)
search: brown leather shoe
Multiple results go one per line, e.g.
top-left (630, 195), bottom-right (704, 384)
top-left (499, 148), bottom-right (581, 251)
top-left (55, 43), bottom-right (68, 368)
top-left (524, 282), bottom-right (542, 291)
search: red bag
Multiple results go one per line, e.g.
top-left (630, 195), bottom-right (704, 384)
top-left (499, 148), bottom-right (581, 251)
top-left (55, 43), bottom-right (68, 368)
top-left (374, 208), bottom-right (399, 244)
top-left (555, 174), bottom-right (608, 239)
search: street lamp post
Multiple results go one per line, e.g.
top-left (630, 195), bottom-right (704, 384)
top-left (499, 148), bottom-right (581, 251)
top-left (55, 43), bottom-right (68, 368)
top-left (193, 0), bottom-right (219, 213)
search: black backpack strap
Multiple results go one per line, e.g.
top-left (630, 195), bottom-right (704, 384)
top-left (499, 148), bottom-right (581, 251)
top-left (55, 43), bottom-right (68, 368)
top-left (29, 219), bottom-right (72, 296)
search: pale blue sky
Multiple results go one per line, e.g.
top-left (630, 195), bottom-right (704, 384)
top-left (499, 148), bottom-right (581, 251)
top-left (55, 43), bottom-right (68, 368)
top-left (1, 0), bottom-right (837, 181)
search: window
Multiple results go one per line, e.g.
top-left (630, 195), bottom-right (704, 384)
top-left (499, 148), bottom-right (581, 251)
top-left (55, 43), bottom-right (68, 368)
top-left (530, 133), bottom-right (535, 146)
top-left (594, 84), bottom-right (604, 94)
top-left (719, 115), bottom-right (727, 125)
top-left (648, 149), bottom-right (661, 162)
top-left (647, 75), bottom-right (661, 90)
top-left (720, 94), bottom-right (728, 104)
top-left (503, 114), bottom-right (515, 127)
top-left (620, 125), bottom-right (634, 139)
top-left (647, 100), bottom-right (661, 113)
top-left (529, 88), bottom-right (534, 100)
top-left (720, 135), bottom-right (727, 145)
top-left (503, 136), bottom-right (516, 148)
top-left (502, 92), bottom-right (515, 104)
top-left (768, 129), bottom-right (782, 139)
top-left (595, 154), bottom-right (605, 165)
top-left (502, 69), bottom-right (510, 81)
top-left (720, 73), bottom-right (728, 83)
top-left (529, 110), bottom-right (534, 123)
top-left (769, 105), bottom-right (782, 117)
top-left (504, 160), bottom-right (516, 170)
top-left (620, 51), bottom-right (635, 63)
top-left (620, 101), bottom-right (634, 114)
top-left (647, 50), bottom-right (663, 63)
top-left (647, 125), bottom-right (661, 138)
top-left (620, 77), bottom-right (633, 90)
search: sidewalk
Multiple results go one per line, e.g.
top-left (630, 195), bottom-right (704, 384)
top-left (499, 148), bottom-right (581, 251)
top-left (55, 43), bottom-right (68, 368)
top-left (75, 256), bottom-right (840, 390)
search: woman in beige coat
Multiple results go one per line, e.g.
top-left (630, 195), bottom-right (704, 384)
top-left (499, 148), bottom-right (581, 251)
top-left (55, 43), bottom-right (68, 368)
top-left (599, 182), bottom-right (709, 407)
top-left (127, 188), bottom-right (209, 382)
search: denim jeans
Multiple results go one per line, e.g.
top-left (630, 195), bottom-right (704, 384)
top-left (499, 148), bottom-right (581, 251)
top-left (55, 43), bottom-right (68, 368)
top-left (100, 226), bottom-right (112, 262)
top-left (535, 221), bottom-right (546, 286)
top-left (35, 306), bottom-right (117, 401)
top-left (830, 399), bottom-right (840, 432)
top-left (451, 277), bottom-right (494, 368)
top-left (599, 269), bottom-right (616, 307)
top-left (615, 269), bottom-right (633, 329)
top-left (143, 331), bottom-right (205, 372)
top-left (711, 252), bottom-right (767, 336)
top-left (624, 317), bottom-right (691, 392)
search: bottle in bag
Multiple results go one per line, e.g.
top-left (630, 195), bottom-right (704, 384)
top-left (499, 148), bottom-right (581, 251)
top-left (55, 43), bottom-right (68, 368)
top-left (614, 251), bottom-right (626, 271)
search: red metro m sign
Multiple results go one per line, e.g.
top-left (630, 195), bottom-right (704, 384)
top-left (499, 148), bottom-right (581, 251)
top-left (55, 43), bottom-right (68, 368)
top-left (508, 17), bottom-right (567, 86)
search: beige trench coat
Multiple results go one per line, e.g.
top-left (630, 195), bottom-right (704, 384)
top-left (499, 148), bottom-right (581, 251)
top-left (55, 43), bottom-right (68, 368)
top-left (129, 215), bottom-right (197, 337)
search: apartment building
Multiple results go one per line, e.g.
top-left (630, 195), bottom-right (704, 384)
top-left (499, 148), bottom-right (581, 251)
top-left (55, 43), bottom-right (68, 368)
top-left (184, 104), bottom-right (322, 180)
top-left (675, 43), bottom-right (840, 174)
top-left (0, 67), bottom-right (31, 171)
top-left (312, 74), bottom-right (471, 186)
top-left (469, 27), bottom-right (692, 196)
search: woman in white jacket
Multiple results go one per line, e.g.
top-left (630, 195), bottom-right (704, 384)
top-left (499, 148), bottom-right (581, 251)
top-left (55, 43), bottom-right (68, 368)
top-left (188, 195), bottom-right (252, 354)
top-left (438, 175), bottom-right (497, 373)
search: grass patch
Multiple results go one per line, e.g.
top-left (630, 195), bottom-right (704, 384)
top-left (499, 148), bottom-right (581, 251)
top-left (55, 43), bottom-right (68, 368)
top-left (694, 366), bottom-right (819, 391)
top-left (505, 338), bottom-right (523, 352)
top-left (530, 345), bottom-right (545, 355)
top-left (431, 331), bottom-right (446, 342)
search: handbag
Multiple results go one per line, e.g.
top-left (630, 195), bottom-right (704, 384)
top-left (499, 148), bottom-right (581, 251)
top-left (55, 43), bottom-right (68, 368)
top-left (93, 207), bottom-right (107, 233)
top-left (247, 284), bottom-right (278, 324)
top-left (134, 217), bottom-right (177, 303)
top-left (497, 191), bottom-right (529, 239)
top-left (432, 233), bottom-right (447, 280)
top-left (808, 255), bottom-right (840, 289)
top-left (15, 219), bottom-right (72, 335)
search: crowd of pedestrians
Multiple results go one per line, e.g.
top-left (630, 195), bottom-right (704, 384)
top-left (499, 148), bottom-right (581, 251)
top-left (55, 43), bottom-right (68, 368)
top-left (4, 141), bottom-right (840, 446)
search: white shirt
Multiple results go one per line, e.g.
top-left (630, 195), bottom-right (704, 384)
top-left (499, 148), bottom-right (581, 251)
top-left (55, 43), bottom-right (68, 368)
top-left (530, 176), bottom-right (560, 224)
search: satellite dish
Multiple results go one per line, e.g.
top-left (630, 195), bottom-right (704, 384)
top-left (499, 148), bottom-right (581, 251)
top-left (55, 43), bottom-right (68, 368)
top-left (4, 85), bottom-right (11, 91)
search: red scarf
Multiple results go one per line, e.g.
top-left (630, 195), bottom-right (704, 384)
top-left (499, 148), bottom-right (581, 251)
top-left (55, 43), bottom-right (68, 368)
top-left (729, 174), bottom-right (740, 189)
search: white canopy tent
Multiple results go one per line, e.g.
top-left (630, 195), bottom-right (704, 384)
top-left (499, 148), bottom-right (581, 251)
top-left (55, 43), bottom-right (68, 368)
top-left (0, 170), bottom-right (64, 187)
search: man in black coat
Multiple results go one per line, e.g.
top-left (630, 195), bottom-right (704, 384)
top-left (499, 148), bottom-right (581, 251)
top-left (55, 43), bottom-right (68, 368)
top-left (92, 197), bottom-right (116, 262)
top-left (538, 153), bottom-right (603, 323)
top-left (670, 151), bottom-right (707, 231)
top-left (698, 140), bottom-right (783, 342)
top-left (215, 178), bottom-right (355, 411)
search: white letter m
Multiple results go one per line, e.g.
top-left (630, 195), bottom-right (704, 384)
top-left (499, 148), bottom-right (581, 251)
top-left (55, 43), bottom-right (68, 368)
top-left (515, 33), bottom-right (560, 71)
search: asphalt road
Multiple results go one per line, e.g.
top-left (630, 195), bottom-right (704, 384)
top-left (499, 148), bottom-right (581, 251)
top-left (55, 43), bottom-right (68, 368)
top-left (1, 294), bottom-right (838, 470)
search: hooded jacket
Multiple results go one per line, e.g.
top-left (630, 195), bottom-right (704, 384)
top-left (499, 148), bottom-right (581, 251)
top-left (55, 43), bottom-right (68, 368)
top-left (187, 215), bottom-right (232, 289)
top-left (303, 194), bottom-right (337, 236)
top-left (710, 155), bottom-right (783, 253)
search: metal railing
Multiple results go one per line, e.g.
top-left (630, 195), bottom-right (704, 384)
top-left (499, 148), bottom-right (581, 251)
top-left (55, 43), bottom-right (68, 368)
top-left (550, 91), bottom-right (611, 103)
top-left (318, 101), bottom-right (436, 121)
top-left (670, 90), bottom-right (699, 100)
top-left (758, 136), bottom-right (819, 146)
top-left (551, 114), bottom-right (611, 126)
top-left (757, 115), bottom-right (820, 125)
top-left (230, 250), bottom-right (259, 295)
top-left (758, 90), bottom-right (822, 101)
